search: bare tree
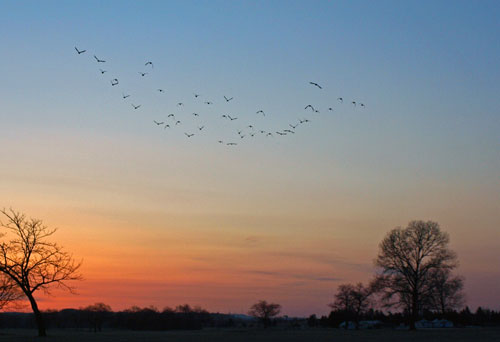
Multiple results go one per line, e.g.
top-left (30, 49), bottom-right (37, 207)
top-left (428, 268), bottom-right (465, 315)
top-left (0, 209), bottom-right (82, 336)
top-left (329, 282), bottom-right (373, 329)
top-left (248, 300), bottom-right (281, 328)
top-left (82, 302), bottom-right (112, 332)
top-left (375, 220), bottom-right (459, 330)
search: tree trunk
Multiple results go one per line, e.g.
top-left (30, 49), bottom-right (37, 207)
top-left (26, 293), bottom-right (46, 337)
top-left (409, 295), bottom-right (418, 330)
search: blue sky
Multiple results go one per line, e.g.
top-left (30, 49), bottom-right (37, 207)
top-left (1, 1), bottom-right (499, 314)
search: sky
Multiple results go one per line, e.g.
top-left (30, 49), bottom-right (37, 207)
top-left (1, 0), bottom-right (499, 316)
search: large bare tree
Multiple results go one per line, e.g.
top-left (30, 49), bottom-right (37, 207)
top-left (0, 209), bottom-right (82, 336)
top-left (375, 220), bottom-right (459, 330)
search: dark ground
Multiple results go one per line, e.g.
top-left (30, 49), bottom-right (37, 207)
top-left (1, 327), bottom-right (500, 342)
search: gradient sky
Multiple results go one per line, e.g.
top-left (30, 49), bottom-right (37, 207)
top-left (1, 1), bottom-right (499, 316)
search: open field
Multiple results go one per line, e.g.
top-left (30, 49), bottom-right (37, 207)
top-left (1, 328), bottom-right (499, 342)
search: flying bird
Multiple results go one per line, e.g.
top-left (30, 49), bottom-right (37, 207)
top-left (157, 89), bottom-right (165, 93)
top-left (305, 105), bottom-right (315, 111)
top-left (122, 93), bottom-right (130, 99)
top-left (99, 69), bottom-right (107, 74)
top-left (360, 103), bottom-right (365, 108)
top-left (276, 131), bottom-right (286, 136)
top-left (177, 102), bottom-right (184, 107)
top-left (110, 79), bottom-right (119, 86)
top-left (224, 96), bottom-right (233, 102)
top-left (145, 61), bottom-right (153, 68)
top-left (194, 93), bottom-right (201, 98)
top-left (228, 115), bottom-right (238, 121)
top-left (204, 101), bottom-right (213, 105)
top-left (309, 82), bottom-right (322, 89)
top-left (94, 55), bottom-right (105, 63)
top-left (290, 124), bottom-right (298, 129)
top-left (175, 120), bottom-right (181, 125)
top-left (352, 101), bottom-right (356, 107)
top-left (192, 113), bottom-right (199, 117)
top-left (218, 140), bottom-right (224, 144)
top-left (226, 142), bottom-right (237, 146)
top-left (74, 47), bottom-right (86, 54)
top-left (337, 97), bottom-right (343, 103)
top-left (153, 120), bottom-right (164, 125)
top-left (284, 129), bottom-right (295, 134)
top-left (198, 126), bottom-right (204, 131)
top-left (248, 125), bottom-right (254, 129)
top-left (131, 104), bottom-right (141, 110)
top-left (328, 107), bottom-right (333, 111)
top-left (167, 114), bottom-right (175, 118)
top-left (185, 133), bottom-right (194, 138)
top-left (164, 124), bottom-right (170, 129)
top-left (139, 72), bottom-right (148, 77)
top-left (256, 110), bottom-right (265, 116)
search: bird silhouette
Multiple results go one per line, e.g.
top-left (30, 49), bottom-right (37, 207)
top-left (75, 47), bottom-right (86, 54)
top-left (198, 126), bottom-right (204, 130)
top-left (226, 142), bottom-right (237, 146)
top-left (194, 93), bottom-right (201, 98)
top-left (290, 124), bottom-right (298, 129)
top-left (228, 115), bottom-right (238, 121)
top-left (145, 61), bottom-right (153, 68)
top-left (94, 55), bottom-right (105, 63)
top-left (224, 96), bottom-right (233, 102)
top-left (139, 72), bottom-right (148, 77)
top-left (164, 124), bottom-right (170, 129)
top-left (360, 103), bottom-right (365, 108)
top-left (204, 101), bottom-right (213, 105)
top-left (110, 79), bottom-right (119, 86)
top-left (154, 120), bottom-right (164, 125)
top-left (218, 140), bottom-right (224, 144)
top-left (351, 101), bottom-right (356, 107)
top-left (131, 104), bottom-right (141, 110)
top-left (185, 133), bottom-right (194, 138)
top-left (122, 93), bottom-right (130, 99)
top-left (192, 113), bottom-right (199, 117)
top-left (177, 103), bottom-right (184, 107)
top-left (328, 107), bottom-right (333, 111)
top-left (256, 110), bottom-right (265, 116)
top-left (309, 82), bottom-right (322, 89)
top-left (284, 129), bottom-right (295, 134)
top-left (99, 69), bottom-right (107, 74)
top-left (175, 120), bottom-right (181, 125)
top-left (276, 131), bottom-right (286, 136)
top-left (167, 114), bottom-right (175, 118)
top-left (337, 97), bottom-right (343, 103)
top-left (157, 89), bottom-right (165, 93)
top-left (305, 105), bottom-right (315, 111)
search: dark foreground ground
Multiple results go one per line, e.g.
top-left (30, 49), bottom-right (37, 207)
top-left (1, 327), bottom-right (499, 342)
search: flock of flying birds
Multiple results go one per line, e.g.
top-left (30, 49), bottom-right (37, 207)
top-left (74, 46), bottom-right (365, 146)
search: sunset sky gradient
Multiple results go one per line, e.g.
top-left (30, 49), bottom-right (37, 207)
top-left (1, 1), bottom-right (499, 316)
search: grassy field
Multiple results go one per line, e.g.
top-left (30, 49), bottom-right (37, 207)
top-left (1, 327), bottom-right (499, 342)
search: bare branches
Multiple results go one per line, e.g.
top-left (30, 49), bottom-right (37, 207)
top-left (0, 208), bottom-right (82, 336)
top-left (374, 220), bottom-right (461, 329)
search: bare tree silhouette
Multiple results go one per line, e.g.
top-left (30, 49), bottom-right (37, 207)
top-left (248, 300), bottom-right (281, 328)
top-left (329, 282), bottom-right (374, 329)
top-left (428, 268), bottom-right (465, 315)
top-left (375, 220), bottom-right (459, 330)
top-left (0, 208), bottom-right (82, 336)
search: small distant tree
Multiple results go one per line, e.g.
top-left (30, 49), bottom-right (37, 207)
top-left (248, 300), bottom-right (281, 328)
top-left (329, 282), bottom-right (373, 329)
top-left (375, 220), bottom-right (459, 330)
top-left (0, 209), bottom-right (82, 337)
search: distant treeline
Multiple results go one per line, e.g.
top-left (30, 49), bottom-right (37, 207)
top-left (310, 307), bottom-right (500, 328)
top-left (0, 305), bottom-right (499, 332)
